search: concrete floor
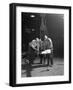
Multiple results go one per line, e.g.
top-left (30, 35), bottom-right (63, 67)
top-left (21, 58), bottom-right (64, 77)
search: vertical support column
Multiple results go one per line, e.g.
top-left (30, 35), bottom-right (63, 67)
top-left (40, 14), bottom-right (47, 40)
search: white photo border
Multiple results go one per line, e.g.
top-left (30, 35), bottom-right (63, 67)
top-left (16, 6), bottom-right (70, 84)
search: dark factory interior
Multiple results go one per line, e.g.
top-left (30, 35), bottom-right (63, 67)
top-left (22, 12), bottom-right (64, 58)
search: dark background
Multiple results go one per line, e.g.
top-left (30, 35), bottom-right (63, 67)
top-left (22, 12), bottom-right (64, 58)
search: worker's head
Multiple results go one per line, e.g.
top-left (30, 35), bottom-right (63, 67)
top-left (44, 35), bottom-right (48, 39)
top-left (36, 38), bottom-right (39, 41)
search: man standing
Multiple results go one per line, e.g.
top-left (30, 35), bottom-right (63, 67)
top-left (40, 35), bottom-right (53, 66)
top-left (44, 35), bottom-right (53, 66)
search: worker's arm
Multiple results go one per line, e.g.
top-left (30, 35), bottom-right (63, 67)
top-left (29, 42), bottom-right (39, 51)
top-left (48, 38), bottom-right (53, 53)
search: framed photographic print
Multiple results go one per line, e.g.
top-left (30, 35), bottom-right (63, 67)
top-left (9, 3), bottom-right (71, 87)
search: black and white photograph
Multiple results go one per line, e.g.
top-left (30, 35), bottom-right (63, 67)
top-left (21, 12), bottom-right (64, 77)
top-left (10, 3), bottom-right (71, 87)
